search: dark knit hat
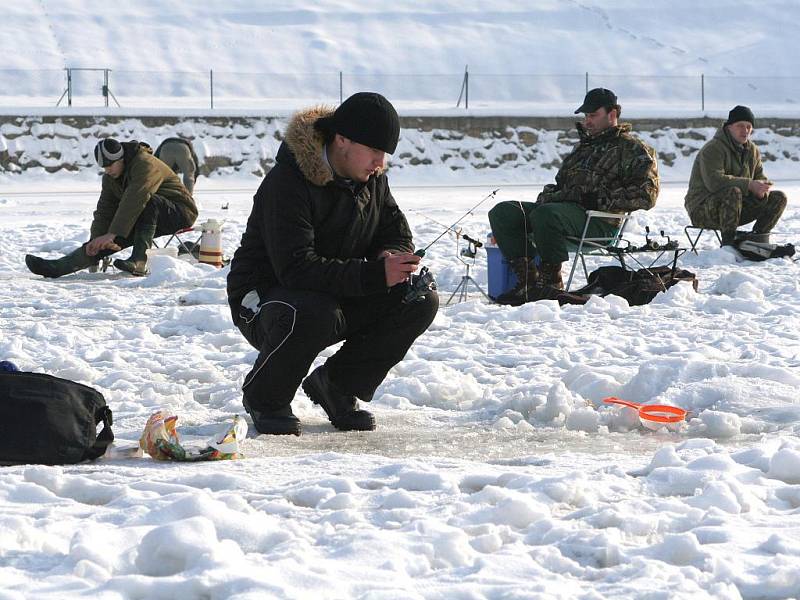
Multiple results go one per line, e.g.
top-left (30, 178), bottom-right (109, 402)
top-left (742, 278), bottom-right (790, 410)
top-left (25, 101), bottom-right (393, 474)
top-left (725, 105), bottom-right (755, 127)
top-left (316, 92), bottom-right (400, 154)
top-left (575, 88), bottom-right (618, 114)
top-left (94, 138), bottom-right (124, 167)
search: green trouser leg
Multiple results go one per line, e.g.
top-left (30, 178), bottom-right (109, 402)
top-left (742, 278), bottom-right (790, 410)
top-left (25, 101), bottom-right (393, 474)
top-left (129, 222), bottom-right (157, 262)
top-left (529, 202), bottom-right (617, 264)
top-left (488, 200), bottom-right (538, 260)
top-left (114, 222), bottom-right (156, 276)
top-left (489, 200), bottom-right (618, 265)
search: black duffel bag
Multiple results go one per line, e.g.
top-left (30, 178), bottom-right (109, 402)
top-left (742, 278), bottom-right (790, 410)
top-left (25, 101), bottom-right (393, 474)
top-left (574, 265), bottom-right (698, 306)
top-left (0, 371), bottom-right (114, 465)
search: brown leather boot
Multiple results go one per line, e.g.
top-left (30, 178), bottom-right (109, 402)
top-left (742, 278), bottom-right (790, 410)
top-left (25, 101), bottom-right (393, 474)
top-left (494, 257), bottom-right (540, 306)
top-left (539, 262), bottom-right (564, 290)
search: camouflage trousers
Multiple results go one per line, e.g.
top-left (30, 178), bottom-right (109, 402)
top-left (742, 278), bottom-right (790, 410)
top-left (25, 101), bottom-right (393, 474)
top-left (687, 187), bottom-right (787, 238)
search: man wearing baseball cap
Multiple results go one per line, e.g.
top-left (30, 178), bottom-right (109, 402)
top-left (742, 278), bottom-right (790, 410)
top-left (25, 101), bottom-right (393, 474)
top-left (25, 137), bottom-right (197, 277)
top-left (227, 92), bottom-right (438, 436)
top-left (488, 88), bottom-right (659, 305)
top-left (685, 105), bottom-right (787, 249)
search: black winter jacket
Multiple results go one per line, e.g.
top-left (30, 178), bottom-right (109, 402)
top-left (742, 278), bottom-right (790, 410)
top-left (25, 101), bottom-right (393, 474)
top-left (226, 106), bottom-right (413, 310)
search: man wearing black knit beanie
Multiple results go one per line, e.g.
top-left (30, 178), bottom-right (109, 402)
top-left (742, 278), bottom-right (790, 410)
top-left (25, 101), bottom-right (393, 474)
top-left (227, 92), bottom-right (438, 436)
top-left (685, 105), bottom-right (788, 250)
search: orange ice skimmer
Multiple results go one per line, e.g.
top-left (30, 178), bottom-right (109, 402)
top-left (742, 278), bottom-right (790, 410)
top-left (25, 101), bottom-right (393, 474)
top-left (603, 396), bottom-right (688, 428)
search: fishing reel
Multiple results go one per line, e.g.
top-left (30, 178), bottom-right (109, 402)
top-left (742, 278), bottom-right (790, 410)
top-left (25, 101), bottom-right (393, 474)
top-left (634, 226), bottom-right (679, 251)
top-left (402, 266), bottom-right (437, 304)
top-left (459, 234), bottom-right (483, 259)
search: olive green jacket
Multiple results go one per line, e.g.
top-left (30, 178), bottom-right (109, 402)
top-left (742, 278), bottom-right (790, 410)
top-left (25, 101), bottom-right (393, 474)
top-left (90, 141), bottom-right (198, 239)
top-left (684, 126), bottom-right (767, 214)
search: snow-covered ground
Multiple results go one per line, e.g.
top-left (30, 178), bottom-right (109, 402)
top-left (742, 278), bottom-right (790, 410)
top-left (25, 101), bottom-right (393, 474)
top-left (3, 0), bottom-right (800, 596)
top-left (2, 180), bottom-right (800, 599)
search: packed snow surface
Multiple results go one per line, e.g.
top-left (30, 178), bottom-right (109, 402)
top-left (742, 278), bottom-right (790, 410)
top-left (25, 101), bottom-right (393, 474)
top-left (2, 181), bottom-right (800, 599)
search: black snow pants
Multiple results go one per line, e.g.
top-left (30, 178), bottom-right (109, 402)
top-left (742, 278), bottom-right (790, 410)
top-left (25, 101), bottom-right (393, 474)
top-left (232, 285), bottom-right (438, 412)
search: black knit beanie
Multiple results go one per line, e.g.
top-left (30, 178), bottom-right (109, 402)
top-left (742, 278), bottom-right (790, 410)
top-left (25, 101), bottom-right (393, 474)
top-left (94, 138), bottom-right (124, 167)
top-left (315, 92), bottom-right (400, 154)
top-left (725, 105), bottom-right (755, 127)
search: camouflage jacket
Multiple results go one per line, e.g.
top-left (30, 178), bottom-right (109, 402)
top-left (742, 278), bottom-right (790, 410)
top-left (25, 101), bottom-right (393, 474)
top-left (537, 123), bottom-right (659, 214)
top-left (684, 126), bottom-right (766, 214)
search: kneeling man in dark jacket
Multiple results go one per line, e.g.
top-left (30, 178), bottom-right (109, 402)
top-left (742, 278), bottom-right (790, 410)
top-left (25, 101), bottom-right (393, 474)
top-left (227, 92), bottom-right (438, 436)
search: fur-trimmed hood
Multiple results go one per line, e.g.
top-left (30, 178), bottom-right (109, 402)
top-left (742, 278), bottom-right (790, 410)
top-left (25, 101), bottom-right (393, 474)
top-left (283, 105), bottom-right (385, 187)
top-left (228, 109), bottom-right (414, 306)
top-left (284, 105), bottom-right (334, 186)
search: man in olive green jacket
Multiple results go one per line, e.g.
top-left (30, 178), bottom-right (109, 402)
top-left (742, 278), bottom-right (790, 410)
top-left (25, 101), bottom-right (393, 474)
top-left (26, 138), bottom-right (198, 278)
top-left (685, 105), bottom-right (787, 248)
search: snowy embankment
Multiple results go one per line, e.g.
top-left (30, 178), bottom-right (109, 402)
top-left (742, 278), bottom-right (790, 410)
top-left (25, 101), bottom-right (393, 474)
top-left (1, 182), bottom-right (800, 598)
top-left (3, 115), bottom-right (800, 187)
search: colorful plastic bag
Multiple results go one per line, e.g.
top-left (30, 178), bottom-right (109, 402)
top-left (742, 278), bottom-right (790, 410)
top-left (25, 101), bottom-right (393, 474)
top-left (139, 410), bottom-right (247, 461)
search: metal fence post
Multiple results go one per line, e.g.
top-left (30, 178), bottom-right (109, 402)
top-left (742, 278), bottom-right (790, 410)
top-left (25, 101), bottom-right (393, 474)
top-left (585, 72), bottom-right (589, 93)
top-left (456, 65), bottom-right (469, 109)
top-left (103, 69), bottom-right (109, 107)
top-left (56, 68), bottom-right (72, 107)
top-left (701, 73), bottom-right (705, 112)
top-left (210, 69), bottom-right (214, 109)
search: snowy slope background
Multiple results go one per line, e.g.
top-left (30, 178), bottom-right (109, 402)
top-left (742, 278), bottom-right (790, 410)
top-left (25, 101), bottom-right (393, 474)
top-left (2, 2), bottom-right (800, 599)
top-left (2, 0), bottom-right (800, 113)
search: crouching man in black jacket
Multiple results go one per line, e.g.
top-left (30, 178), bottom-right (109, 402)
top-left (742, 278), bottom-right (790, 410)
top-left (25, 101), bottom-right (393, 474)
top-left (227, 93), bottom-right (438, 436)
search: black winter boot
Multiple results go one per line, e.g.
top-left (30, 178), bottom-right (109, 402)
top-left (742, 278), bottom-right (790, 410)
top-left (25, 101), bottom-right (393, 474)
top-left (302, 366), bottom-right (376, 431)
top-left (25, 245), bottom-right (98, 278)
top-left (494, 256), bottom-right (540, 306)
top-left (114, 223), bottom-right (156, 276)
top-left (245, 403), bottom-right (301, 436)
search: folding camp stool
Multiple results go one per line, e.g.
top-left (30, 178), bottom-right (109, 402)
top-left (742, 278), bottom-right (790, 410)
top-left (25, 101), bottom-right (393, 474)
top-left (564, 210), bottom-right (631, 291)
top-left (155, 226), bottom-right (202, 257)
top-left (99, 226), bottom-right (201, 272)
top-left (683, 226), bottom-right (721, 255)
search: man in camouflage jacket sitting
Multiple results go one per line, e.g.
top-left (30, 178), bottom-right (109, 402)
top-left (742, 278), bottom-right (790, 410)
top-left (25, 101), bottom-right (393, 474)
top-left (488, 88), bottom-right (660, 306)
top-left (684, 105), bottom-right (787, 250)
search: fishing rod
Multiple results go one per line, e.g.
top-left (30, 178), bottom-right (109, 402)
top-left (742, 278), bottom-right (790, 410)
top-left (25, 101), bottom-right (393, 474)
top-left (414, 188), bottom-right (499, 257)
top-left (401, 188), bottom-right (499, 304)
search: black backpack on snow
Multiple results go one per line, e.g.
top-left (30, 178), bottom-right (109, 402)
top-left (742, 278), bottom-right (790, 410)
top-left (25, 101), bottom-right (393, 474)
top-left (735, 241), bottom-right (795, 262)
top-left (574, 265), bottom-right (698, 306)
top-left (0, 371), bottom-right (114, 465)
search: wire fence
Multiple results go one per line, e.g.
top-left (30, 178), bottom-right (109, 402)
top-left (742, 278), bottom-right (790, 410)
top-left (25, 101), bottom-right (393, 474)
top-left (3, 67), bottom-right (800, 113)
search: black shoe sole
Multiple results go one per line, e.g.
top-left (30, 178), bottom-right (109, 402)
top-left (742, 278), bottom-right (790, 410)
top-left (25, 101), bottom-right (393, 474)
top-left (251, 416), bottom-right (301, 436)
